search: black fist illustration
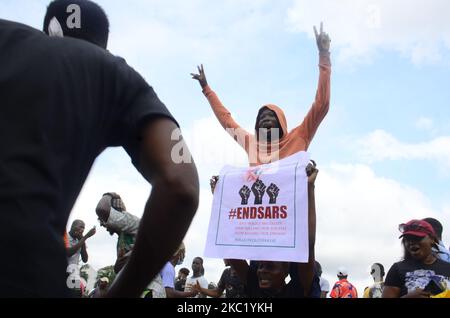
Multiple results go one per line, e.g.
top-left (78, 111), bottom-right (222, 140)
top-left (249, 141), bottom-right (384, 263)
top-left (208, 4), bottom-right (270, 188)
top-left (251, 180), bottom-right (266, 205)
top-left (266, 183), bottom-right (280, 204)
top-left (239, 185), bottom-right (251, 205)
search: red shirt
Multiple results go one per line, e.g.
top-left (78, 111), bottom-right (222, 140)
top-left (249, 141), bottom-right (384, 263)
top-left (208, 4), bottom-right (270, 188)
top-left (330, 279), bottom-right (358, 298)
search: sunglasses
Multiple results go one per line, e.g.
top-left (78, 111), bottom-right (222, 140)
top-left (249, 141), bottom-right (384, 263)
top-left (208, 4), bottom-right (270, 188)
top-left (398, 223), bottom-right (431, 235)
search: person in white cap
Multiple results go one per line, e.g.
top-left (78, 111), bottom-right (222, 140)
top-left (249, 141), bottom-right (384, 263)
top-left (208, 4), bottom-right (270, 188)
top-left (330, 266), bottom-right (358, 298)
top-left (89, 277), bottom-right (110, 298)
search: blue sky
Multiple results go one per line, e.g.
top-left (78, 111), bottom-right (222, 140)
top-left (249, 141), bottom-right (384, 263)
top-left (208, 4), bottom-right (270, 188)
top-left (2, 0), bottom-right (449, 295)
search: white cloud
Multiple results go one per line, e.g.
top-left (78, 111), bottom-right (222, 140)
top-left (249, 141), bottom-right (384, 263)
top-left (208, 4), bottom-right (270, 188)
top-left (104, 0), bottom-right (284, 67)
top-left (357, 129), bottom-right (450, 171)
top-left (416, 117), bottom-right (434, 131)
top-left (287, 0), bottom-right (450, 65)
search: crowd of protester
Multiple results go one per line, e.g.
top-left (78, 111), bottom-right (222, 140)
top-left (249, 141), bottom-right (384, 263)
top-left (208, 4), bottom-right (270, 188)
top-left (1, 0), bottom-right (448, 298)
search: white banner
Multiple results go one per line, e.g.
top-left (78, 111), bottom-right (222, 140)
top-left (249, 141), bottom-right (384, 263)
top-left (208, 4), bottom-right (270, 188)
top-left (204, 152), bottom-right (310, 262)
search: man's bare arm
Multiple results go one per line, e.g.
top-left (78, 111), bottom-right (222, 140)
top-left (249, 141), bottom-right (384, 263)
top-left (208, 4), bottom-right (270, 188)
top-left (107, 118), bottom-right (199, 297)
top-left (297, 165), bottom-right (318, 296)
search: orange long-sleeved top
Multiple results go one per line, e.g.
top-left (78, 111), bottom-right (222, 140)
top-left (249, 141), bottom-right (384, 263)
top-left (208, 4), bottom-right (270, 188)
top-left (203, 52), bottom-right (331, 166)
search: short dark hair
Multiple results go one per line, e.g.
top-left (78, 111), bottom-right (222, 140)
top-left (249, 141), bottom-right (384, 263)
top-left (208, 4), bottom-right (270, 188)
top-left (179, 268), bottom-right (190, 276)
top-left (43, 0), bottom-right (109, 49)
top-left (314, 261), bottom-right (322, 276)
top-left (71, 219), bottom-right (84, 229)
top-left (423, 218), bottom-right (443, 240)
top-left (193, 257), bottom-right (204, 276)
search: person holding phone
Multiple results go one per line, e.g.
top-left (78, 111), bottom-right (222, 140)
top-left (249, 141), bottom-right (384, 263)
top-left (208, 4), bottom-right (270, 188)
top-left (382, 219), bottom-right (450, 298)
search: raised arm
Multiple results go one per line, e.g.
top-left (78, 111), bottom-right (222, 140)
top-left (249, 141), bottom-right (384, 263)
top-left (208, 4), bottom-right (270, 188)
top-left (295, 23), bottom-right (331, 149)
top-left (106, 118), bottom-right (199, 297)
top-left (96, 193), bottom-right (140, 235)
top-left (66, 227), bottom-right (96, 258)
top-left (80, 229), bottom-right (96, 264)
top-left (296, 163), bottom-right (318, 296)
top-left (191, 65), bottom-right (252, 152)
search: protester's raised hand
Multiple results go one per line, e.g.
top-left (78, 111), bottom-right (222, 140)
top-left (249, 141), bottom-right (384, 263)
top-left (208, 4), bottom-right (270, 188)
top-left (239, 185), bottom-right (251, 205)
top-left (112, 197), bottom-right (126, 212)
top-left (314, 22), bottom-right (331, 53)
top-left (306, 160), bottom-right (319, 185)
top-left (191, 64), bottom-right (208, 89)
top-left (105, 192), bottom-right (126, 212)
top-left (266, 183), bottom-right (280, 204)
top-left (210, 175), bottom-right (219, 194)
top-left (85, 226), bottom-right (96, 238)
top-left (251, 180), bottom-right (266, 205)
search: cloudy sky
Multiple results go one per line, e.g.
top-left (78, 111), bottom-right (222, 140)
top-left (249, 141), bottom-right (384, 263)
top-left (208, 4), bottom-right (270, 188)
top-left (2, 0), bottom-right (449, 296)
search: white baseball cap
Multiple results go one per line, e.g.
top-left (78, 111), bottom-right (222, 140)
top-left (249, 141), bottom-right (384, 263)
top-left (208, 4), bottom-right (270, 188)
top-left (337, 267), bottom-right (348, 276)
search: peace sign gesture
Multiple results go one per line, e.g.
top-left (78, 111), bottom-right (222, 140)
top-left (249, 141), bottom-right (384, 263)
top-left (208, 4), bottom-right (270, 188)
top-left (191, 64), bottom-right (208, 89)
top-left (314, 22), bottom-right (331, 53)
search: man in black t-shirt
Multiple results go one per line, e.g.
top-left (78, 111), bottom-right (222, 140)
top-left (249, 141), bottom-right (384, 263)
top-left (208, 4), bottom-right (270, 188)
top-left (0, 19), bottom-right (199, 297)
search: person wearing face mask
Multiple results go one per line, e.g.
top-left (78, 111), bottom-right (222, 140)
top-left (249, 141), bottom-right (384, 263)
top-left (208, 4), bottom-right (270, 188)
top-left (382, 219), bottom-right (450, 298)
top-left (363, 263), bottom-right (385, 298)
